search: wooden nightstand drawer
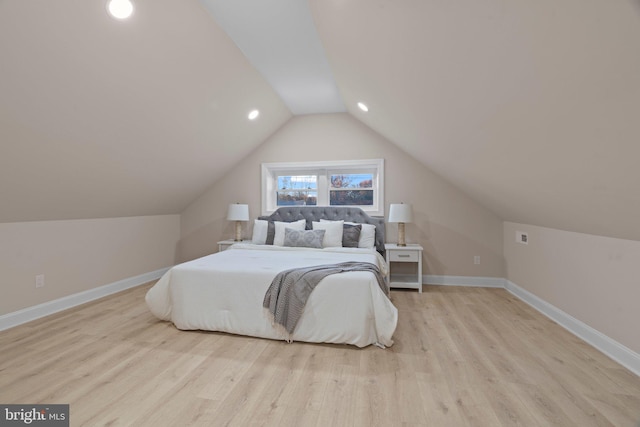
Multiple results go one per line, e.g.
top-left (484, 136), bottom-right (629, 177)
top-left (388, 251), bottom-right (419, 262)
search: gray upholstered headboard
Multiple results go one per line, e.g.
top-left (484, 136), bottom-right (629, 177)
top-left (258, 206), bottom-right (386, 255)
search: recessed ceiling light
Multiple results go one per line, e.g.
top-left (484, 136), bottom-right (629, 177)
top-left (357, 102), bottom-right (369, 112)
top-left (248, 110), bottom-right (260, 120)
top-left (107, 0), bottom-right (134, 20)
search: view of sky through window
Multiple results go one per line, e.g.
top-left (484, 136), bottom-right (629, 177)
top-left (263, 159), bottom-right (383, 214)
top-left (276, 174), bottom-right (374, 206)
top-left (277, 175), bottom-right (317, 190)
top-left (277, 175), bottom-right (317, 206)
top-left (330, 174), bottom-right (373, 189)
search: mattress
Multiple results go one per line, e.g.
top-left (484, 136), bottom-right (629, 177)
top-left (145, 244), bottom-right (398, 347)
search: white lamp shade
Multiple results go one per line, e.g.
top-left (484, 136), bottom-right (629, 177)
top-left (227, 204), bottom-right (249, 221)
top-left (388, 203), bottom-right (413, 223)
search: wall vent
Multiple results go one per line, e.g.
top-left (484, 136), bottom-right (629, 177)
top-left (516, 231), bottom-right (529, 245)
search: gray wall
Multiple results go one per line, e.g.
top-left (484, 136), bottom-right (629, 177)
top-left (179, 113), bottom-right (505, 278)
top-left (0, 215), bottom-right (180, 315)
top-left (504, 221), bottom-right (640, 355)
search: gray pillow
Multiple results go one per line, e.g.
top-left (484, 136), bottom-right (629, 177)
top-left (342, 223), bottom-right (362, 248)
top-left (266, 221), bottom-right (276, 245)
top-left (284, 228), bottom-right (325, 249)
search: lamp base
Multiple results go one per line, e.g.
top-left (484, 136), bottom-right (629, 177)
top-left (234, 221), bottom-right (242, 242)
top-left (397, 222), bottom-right (406, 246)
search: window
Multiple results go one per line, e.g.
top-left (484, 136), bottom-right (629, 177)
top-left (329, 173), bottom-right (374, 206)
top-left (262, 159), bottom-right (384, 215)
top-left (276, 175), bottom-right (317, 206)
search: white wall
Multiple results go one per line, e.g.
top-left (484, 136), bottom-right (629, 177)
top-left (0, 215), bottom-right (180, 315)
top-left (504, 221), bottom-right (640, 355)
top-left (179, 113), bottom-right (505, 278)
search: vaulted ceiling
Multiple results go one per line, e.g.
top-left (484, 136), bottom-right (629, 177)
top-left (2, 0), bottom-right (640, 241)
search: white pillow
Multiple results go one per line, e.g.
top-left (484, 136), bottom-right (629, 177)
top-left (273, 219), bottom-right (306, 246)
top-left (320, 219), bottom-right (376, 249)
top-left (251, 219), bottom-right (269, 245)
top-left (312, 220), bottom-right (344, 247)
top-left (352, 223), bottom-right (376, 249)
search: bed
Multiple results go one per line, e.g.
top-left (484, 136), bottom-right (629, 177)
top-left (145, 207), bottom-right (398, 348)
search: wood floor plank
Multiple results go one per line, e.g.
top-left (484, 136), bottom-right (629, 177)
top-left (277, 345), bottom-right (335, 426)
top-left (315, 346), bottom-right (361, 427)
top-left (1, 283), bottom-right (639, 426)
top-left (81, 351), bottom-right (208, 426)
top-left (218, 342), bottom-right (315, 427)
top-left (352, 348), bottom-right (407, 426)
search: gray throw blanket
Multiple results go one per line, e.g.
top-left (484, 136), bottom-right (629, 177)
top-left (263, 261), bottom-right (389, 339)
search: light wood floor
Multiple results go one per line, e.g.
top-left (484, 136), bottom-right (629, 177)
top-left (1, 284), bottom-right (639, 426)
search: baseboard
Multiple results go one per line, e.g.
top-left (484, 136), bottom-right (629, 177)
top-left (423, 275), bottom-right (639, 377)
top-left (0, 267), bottom-right (170, 332)
top-left (504, 280), bottom-right (640, 377)
top-left (424, 274), bottom-right (505, 288)
top-left (3, 270), bottom-right (638, 377)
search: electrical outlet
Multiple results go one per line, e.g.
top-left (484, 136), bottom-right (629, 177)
top-left (474, 256), bottom-right (480, 265)
top-left (516, 231), bottom-right (529, 245)
top-left (35, 274), bottom-right (45, 288)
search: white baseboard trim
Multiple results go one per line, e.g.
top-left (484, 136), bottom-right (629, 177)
top-left (424, 274), bottom-right (505, 288)
top-left (504, 280), bottom-right (640, 378)
top-left (423, 275), bottom-right (639, 377)
top-left (0, 267), bottom-right (170, 332)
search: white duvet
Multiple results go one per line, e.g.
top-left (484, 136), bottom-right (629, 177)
top-left (145, 244), bottom-right (398, 348)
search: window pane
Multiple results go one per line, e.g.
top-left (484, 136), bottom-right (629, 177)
top-left (277, 175), bottom-right (317, 190)
top-left (277, 191), bottom-right (317, 206)
top-left (329, 190), bottom-right (374, 206)
top-left (262, 159), bottom-right (383, 215)
top-left (330, 173), bottom-right (373, 189)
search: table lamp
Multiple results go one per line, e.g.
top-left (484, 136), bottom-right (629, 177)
top-left (388, 203), bottom-right (413, 246)
top-left (227, 203), bottom-right (249, 241)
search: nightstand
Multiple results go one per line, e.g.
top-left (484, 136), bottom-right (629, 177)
top-left (217, 239), bottom-right (246, 252)
top-left (385, 243), bottom-right (423, 293)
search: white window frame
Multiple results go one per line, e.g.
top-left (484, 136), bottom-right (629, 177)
top-left (261, 159), bottom-right (384, 216)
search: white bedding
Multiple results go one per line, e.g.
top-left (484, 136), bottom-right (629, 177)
top-left (145, 244), bottom-right (398, 348)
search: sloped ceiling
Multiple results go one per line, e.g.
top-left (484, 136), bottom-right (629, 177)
top-left (0, 0), bottom-right (291, 222)
top-left (2, 0), bottom-right (640, 242)
top-left (311, 0), bottom-right (640, 241)
top-left (200, 0), bottom-right (345, 114)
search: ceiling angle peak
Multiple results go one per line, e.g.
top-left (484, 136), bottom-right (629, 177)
top-left (200, 0), bottom-right (345, 115)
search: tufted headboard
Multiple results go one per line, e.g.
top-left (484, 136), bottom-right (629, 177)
top-left (258, 206), bottom-right (386, 255)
